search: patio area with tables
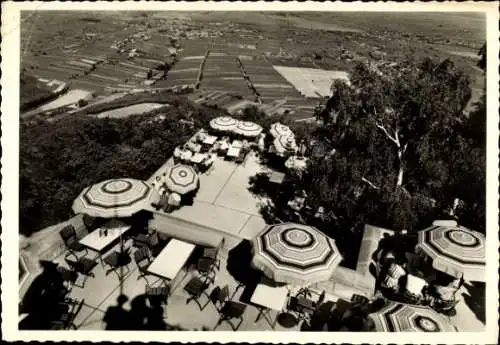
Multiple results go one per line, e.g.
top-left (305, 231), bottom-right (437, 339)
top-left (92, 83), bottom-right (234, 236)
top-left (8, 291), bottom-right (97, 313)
top-left (19, 117), bottom-right (486, 332)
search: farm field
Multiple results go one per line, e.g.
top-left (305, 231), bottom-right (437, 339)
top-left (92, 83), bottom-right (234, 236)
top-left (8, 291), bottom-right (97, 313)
top-left (273, 66), bottom-right (350, 98)
top-left (92, 103), bottom-right (166, 119)
top-left (37, 89), bottom-right (93, 112)
top-left (200, 49), bottom-right (254, 99)
top-left (20, 11), bottom-right (485, 119)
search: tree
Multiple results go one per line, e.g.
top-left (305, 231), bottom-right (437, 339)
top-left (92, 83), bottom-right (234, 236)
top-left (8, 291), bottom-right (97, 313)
top-left (302, 58), bottom-right (482, 233)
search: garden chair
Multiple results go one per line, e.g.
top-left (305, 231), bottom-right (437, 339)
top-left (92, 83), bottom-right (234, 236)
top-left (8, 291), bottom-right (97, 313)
top-left (196, 258), bottom-right (217, 284)
top-left (131, 232), bottom-right (150, 248)
top-left (103, 247), bottom-right (132, 276)
top-left (50, 298), bottom-right (85, 330)
top-left (202, 238), bottom-right (224, 270)
top-left (184, 276), bottom-right (211, 310)
top-left (64, 255), bottom-right (97, 288)
top-left (211, 285), bottom-right (247, 331)
top-left (147, 231), bottom-right (164, 257)
top-left (59, 225), bottom-right (88, 260)
top-left (56, 265), bottom-right (78, 291)
top-left (146, 284), bottom-right (170, 307)
top-left (288, 296), bottom-right (316, 324)
top-left (134, 247), bottom-right (153, 284)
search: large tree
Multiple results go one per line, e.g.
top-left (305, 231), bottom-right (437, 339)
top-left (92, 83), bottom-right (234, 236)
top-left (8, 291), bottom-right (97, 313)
top-left (308, 58), bottom-right (484, 232)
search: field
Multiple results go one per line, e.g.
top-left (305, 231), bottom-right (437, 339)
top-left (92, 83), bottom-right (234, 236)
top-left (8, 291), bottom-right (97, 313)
top-left (273, 66), bottom-right (350, 98)
top-left (21, 11), bottom-right (486, 118)
top-left (92, 103), bottom-right (165, 119)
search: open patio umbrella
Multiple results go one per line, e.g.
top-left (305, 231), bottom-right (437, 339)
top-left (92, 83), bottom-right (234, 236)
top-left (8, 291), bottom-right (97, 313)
top-left (251, 223), bottom-right (343, 285)
top-left (72, 178), bottom-right (154, 218)
top-left (234, 121), bottom-right (263, 138)
top-left (285, 155), bottom-right (309, 171)
top-left (273, 134), bottom-right (297, 157)
top-left (370, 303), bottom-right (456, 332)
top-left (164, 164), bottom-right (199, 195)
top-left (417, 225), bottom-right (485, 282)
top-left (210, 116), bottom-right (238, 132)
top-left (270, 122), bottom-right (294, 138)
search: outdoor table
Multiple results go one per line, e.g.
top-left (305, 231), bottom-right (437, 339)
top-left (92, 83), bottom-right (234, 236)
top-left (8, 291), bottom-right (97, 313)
top-left (187, 142), bottom-right (202, 153)
top-left (232, 140), bottom-right (243, 149)
top-left (227, 146), bottom-right (241, 158)
top-left (190, 153), bottom-right (207, 165)
top-left (251, 283), bottom-right (290, 329)
top-left (406, 274), bottom-right (427, 297)
top-left (180, 149), bottom-right (193, 161)
top-left (147, 239), bottom-right (196, 291)
top-left (173, 147), bottom-right (182, 158)
top-left (79, 226), bottom-right (131, 265)
top-left (203, 135), bottom-right (218, 146)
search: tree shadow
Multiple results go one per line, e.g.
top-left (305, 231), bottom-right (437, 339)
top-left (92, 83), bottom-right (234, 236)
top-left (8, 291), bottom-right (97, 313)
top-left (226, 240), bottom-right (262, 303)
top-left (461, 281), bottom-right (486, 324)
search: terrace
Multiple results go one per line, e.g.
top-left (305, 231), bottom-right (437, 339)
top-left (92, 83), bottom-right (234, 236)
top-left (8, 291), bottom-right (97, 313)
top-left (19, 122), bottom-right (485, 332)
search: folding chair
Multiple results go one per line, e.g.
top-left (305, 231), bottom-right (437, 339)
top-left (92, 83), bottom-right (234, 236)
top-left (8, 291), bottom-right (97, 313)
top-left (146, 285), bottom-right (170, 307)
top-left (56, 265), bottom-right (78, 291)
top-left (197, 258), bottom-right (217, 284)
top-left (147, 231), bottom-right (164, 257)
top-left (103, 248), bottom-right (131, 277)
top-left (184, 276), bottom-right (211, 310)
top-left (202, 238), bottom-right (224, 270)
top-left (59, 225), bottom-right (88, 260)
top-left (134, 247), bottom-right (153, 285)
top-left (50, 298), bottom-right (85, 330)
top-left (64, 255), bottom-right (97, 288)
top-left (211, 285), bottom-right (247, 331)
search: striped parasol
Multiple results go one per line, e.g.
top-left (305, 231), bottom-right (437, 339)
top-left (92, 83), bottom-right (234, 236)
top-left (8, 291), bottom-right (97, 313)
top-left (209, 116), bottom-right (238, 132)
top-left (417, 225), bottom-right (485, 281)
top-left (270, 122), bottom-right (294, 138)
top-left (251, 223), bottom-right (343, 285)
top-left (234, 121), bottom-right (263, 137)
top-left (72, 178), bottom-right (153, 218)
top-left (370, 303), bottom-right (457, 332)
top-left (164, 164), bottom-right (199, 195)
top-left (273, 134), bottom-right (297, 156)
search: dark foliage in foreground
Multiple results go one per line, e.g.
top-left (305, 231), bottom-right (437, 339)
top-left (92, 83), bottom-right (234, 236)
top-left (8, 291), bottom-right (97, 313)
top-left (20, 96), bottom-right (226, 235)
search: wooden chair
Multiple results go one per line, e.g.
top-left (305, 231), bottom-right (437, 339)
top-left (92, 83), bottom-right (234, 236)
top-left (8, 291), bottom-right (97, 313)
top-left (64, 255), bottom-right (97, 288)
top-left (197, 258), bottom-right (217, 284)
top-left (202, 238), bottom-right (224, 270)
top-left (50, 298), bottom-right (85, 330)
top-left (147, 231), bottom-right (164, 257)
top-left (56, 265), bottom-right (78, 291)
top-left (211, 285), bottom-right (247, 331)
top-left (59, 225), bottom-right (88, 260)
top-left (134, 247), bottom-right (153, 285)
top-left (145, 285), bottom-right (170, 307)
top-left (103, 248), bottom-right (131, 276)
top-left (184, 276), bottom-right (211, 310)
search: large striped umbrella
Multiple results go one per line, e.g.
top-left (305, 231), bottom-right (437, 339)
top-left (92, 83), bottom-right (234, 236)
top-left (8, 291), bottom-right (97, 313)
top-left (273, 134), bottom-right (297, 156)
top-left (417, 225), bottom-right (485, 282)
top-left (251, 223), bottom-right (343, 285)
top-left (270, 122), bottom-right (294, 138)
top-left (370, 303), bottom-right (456, 332)
top-left (72, 178), bottom-right (153, 218)
top-left (234, 121), bottom-right (263, 138)
top-left (164, 164), bottom-right (199, 195)
top-left (210, 116), bottom-right (238, 132)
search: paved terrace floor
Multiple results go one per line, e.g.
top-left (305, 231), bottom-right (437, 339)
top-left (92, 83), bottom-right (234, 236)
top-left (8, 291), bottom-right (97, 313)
top-left (146, 151), bottom-right (270, 241)
top-left (53, 239), bottom-right (310, 331)
top-left (49, 239), bottom-right (484, 331)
